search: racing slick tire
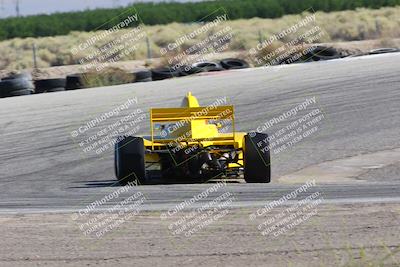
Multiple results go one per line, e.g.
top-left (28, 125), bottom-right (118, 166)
top-left (243, 132), bottom-right (271, 183)
top-left (115, 136), bottom-right (146, 185)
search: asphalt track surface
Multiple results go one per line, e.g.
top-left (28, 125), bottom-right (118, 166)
top-left (0, 53), bottom-right (399, 213)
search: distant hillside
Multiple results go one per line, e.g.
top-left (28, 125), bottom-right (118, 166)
top-left (0, 0), bottom-right (399, 40)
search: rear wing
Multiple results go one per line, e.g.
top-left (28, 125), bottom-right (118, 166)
top-left (150, 105), bottom-right (235, 143)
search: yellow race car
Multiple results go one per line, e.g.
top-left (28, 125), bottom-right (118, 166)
top-left (115, 93), bottom-right (270, 185)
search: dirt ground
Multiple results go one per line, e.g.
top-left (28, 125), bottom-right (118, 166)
top-left (0, 203), bottom-right (399, 267)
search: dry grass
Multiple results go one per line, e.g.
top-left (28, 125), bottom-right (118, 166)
top-left (1, 6), bottom-right (400, 71)
top-left (80, 67), bottom-right (135, 88)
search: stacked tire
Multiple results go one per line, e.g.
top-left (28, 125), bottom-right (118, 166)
top-left (150, 58), bottom-right (250, 81)
top-left (134, 70), bottom-right (152, 82)
top-left (220, 58), bottom-right (249, 69)
top-left (192, 61), bottom-right (224, 72)
top-left (151, 67), bottom-right (181, 81)
top-left (34, 78), bottom-right (66, 93)
top-left (308, 46), bottom-right (341, 61)
top-left (369, 48), bottom-right (399, 55)
top-left (0, 73), bottom-right (34, 98)
top-left (66, 74), bottom-right (86, 90)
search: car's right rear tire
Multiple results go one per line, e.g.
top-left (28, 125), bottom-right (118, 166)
top-left (115, 136), bottom-right (146, 185)
top-left (243, 133), bottom-right (271, 183)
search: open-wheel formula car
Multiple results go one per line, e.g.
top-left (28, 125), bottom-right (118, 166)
top-left (114, 92), bottom-right (270, 185)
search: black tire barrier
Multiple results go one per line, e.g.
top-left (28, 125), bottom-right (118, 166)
top-left (134, 70), bottom-right (152, 82)
top-left (66, 74), bottom-right (85, 90)
top-left (178, 65), bottom-right (204, 76)
top-left (46, 87), bottom-right (66, 92)
top-left (2, 72), bottom-right (32, 81)
top-left (0, 78), bottom-right (34, 90)
top-left (220, 58), bottom-right (249, 69)
top-left (8, 89), bottom-right (34, 96)
top-left (369, 48), bottom-right (399, 55)
top-left (34, 78), bottom-right (66, 93)
top-left (0, 78), bottom-right (35, 98)
top-left (192, 61), bottom-right (224, 72)
top-left (308, 46), bottom-right (340, 61)
top-left (151, 67), bottom-right (180, 81)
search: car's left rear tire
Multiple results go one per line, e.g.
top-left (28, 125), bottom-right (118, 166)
top-left (115, 136), bottom-right (146, 185)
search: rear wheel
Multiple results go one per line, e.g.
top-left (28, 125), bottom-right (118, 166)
top-left (115, 136), bottom-right (146, 185)
top-left (243, 133), bottom-right (271, 183)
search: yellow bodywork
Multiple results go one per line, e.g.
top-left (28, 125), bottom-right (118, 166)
top-left (143, 92), bottom-right (245, 168)
top-left (115, 92), bottom-right (271, 184)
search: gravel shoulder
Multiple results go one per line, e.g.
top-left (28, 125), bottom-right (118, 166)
top-left (357, 162), bottom-right (400, 182)
top-left (278, 148), bottom-right (400, 184)
top-left (0, 203), bottom-right (399, 267)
